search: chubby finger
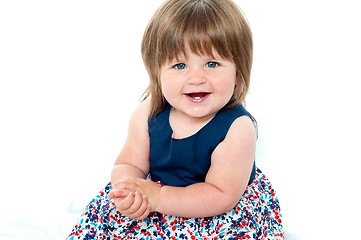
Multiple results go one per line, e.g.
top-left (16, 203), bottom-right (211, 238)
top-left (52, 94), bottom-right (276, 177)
top-left (117, 192), bottom-right (135, 210)
top-left (125, 191), bottom-right (143, 214)
top-left (134, 196), bottom-right (151, 220)
top-left (107, 191), bottom-right (115, 200)
top-left (126, 194), bottom-right (150, 220)
top-left (113, 189), bottom-right (131, 198)
top-left (108, 189), bottom-right (128, 200)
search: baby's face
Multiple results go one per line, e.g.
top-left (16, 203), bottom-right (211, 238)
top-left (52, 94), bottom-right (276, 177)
top-left (160, 47), bottom-right (238, 121)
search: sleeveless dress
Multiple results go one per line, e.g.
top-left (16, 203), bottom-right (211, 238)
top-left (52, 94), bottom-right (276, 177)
top-left (67, 104), bottom-right (284, 240)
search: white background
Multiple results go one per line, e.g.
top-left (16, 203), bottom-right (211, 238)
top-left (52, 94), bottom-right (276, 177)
top-left (0, 0), bottom-right (360, 239)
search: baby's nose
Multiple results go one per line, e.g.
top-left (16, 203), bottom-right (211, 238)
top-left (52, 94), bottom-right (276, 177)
top-left (187, 68), bottom-right (206, 85)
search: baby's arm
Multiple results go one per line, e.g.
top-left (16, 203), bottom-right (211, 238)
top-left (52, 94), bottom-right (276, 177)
top-left (157, 116), bottom-right (256, 217)
top-left (110, 100), bottom-right (150, 183)
top-left (108, 99), bottom-right (152, 219)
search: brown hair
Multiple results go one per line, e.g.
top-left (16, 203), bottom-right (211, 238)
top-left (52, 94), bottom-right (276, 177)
top-left (141, 0), bottom-right (253, 118)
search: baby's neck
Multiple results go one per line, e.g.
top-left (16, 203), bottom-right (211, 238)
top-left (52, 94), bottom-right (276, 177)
top-left (169, 107), bottom-right (216, 139)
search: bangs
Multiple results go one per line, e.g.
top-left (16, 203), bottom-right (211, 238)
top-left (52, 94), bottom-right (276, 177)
top-left (160, 1), bottom-right (236, 64)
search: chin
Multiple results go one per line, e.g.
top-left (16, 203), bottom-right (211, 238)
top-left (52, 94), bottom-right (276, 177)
top-left (186, 108), bottom-right (216, 119)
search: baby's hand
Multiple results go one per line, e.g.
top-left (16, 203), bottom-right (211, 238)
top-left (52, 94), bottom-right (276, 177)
top-left (110, 178), bottom-right (161, 214)
top-left (107, 188), bottom-right (129, 200)
top-left (109, 189), bottom-right (151, 220)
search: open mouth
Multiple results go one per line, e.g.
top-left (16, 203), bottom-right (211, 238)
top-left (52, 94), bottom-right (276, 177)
top-left (184, 92), bottom-right (211, 103)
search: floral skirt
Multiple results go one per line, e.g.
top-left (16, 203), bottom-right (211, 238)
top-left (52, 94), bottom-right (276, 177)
top-left (67, 168), bottom-right (284, 239)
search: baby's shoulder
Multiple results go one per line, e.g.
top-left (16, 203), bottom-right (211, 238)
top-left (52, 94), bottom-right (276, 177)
top-left (128, 98), bottom-right (151, 131)
top-left (132, 98), bottom-right (151, 118)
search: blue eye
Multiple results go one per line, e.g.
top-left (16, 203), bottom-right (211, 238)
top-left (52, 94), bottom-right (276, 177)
top-left (174, 63), bottom-right (186, 70)
top-left (206, 62), bottom-right (219, 68)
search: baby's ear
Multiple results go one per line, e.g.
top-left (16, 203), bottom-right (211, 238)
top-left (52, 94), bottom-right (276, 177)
top-left (235, 73), bottom-right (241, 86)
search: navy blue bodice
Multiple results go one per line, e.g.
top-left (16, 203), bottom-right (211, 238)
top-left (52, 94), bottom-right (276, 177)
top-left (148, 104), bottom-right (256, 187)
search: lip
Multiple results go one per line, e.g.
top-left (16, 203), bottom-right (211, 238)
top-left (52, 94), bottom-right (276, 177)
top-left (184, 92), bottom-right (211, 103)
